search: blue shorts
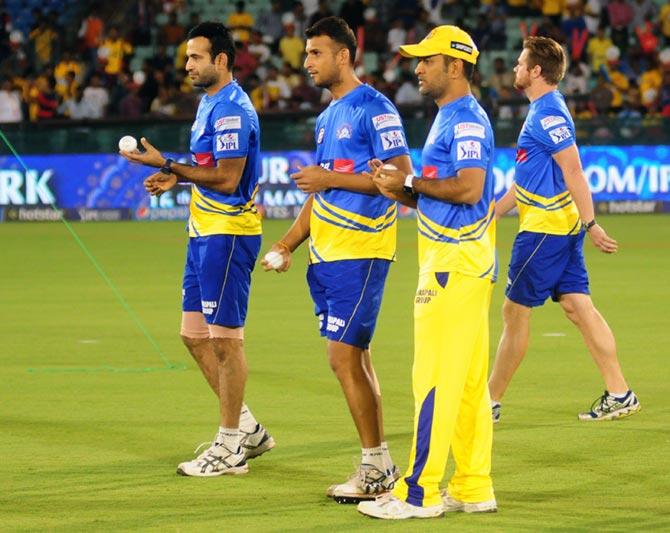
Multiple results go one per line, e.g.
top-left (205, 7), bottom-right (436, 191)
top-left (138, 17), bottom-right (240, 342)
top-left (306, 259), bottom-right (391, 349)
top-left (182, 234), bottom-right (261, 327)
top-left (505, 231), bottom-right (589, 307)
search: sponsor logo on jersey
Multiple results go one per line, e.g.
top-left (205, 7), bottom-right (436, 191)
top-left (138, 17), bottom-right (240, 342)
top-left (454, 121), bottom-right (486, 139)
top-left (317, 127), bottom-right (325, 144)
top-left (548, 126), bottom-right (572, 144)
top-left (422, 165), bottom-right (438, 179)
top-left (372, 113), bottom-right (402, 130)
top-left (457, 140), bottom-right (481, 160)
top-left (194, 152), bottom-right (215, 167)
top-left (336, 123), bottom-right (352, 140)
top-left (333, 158), bottom-right (355, 172)
top-left (380, 129), bottom-right (406, 150)
top-left (216, 133), bottom-right (239, 151)
top-left (214, 115), bottom-right (242, 131)
top-left (540, 115), bottom-right (566, 130)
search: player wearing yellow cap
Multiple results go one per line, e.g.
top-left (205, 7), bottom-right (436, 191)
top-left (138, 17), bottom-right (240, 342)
top-left (358, 25), bottom-right (498, 519)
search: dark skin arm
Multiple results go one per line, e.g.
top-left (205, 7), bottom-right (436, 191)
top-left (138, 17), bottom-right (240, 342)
top-left (121, 137), bottom-right (246, 195)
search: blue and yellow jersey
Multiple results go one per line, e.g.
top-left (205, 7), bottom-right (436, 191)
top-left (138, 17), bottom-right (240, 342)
top-left (418, 94), bottom-right (496, 280)
top-left (188, 80), bottom-right (262, 237)
top-left (514, 90), bottom-right (580, 235)
top-left (309, 84), bottom-right (410, 263)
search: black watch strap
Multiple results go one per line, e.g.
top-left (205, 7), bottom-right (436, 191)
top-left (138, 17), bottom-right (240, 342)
top-left (160, 158), bottom-right (174, 175)
top-left (583, 219), bottom-right (597, 231)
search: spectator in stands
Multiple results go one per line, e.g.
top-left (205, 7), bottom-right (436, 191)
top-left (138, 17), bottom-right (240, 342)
top-left (150, 83), bottom-right (177, 116)
top-left (631, 0), bottom-right (657, 32)
top-left (583, 0), bottom-right (604, 35)
top-left (662, 1), bottom-right (670, 47)
top-left (635, 18), bottom-right (659, 61)
top-left (0, 78), bottom-right (22, 122)
top-left (246, 74), bottom-right (264, 110)
top-left (279, 22), bottom-right (304, 70)
top-left (263, 64), bottom-right (291, 109)
top-left (78, 6), bottom-right (104, 65)
top-left (81, 73), bottom-right (108, 119)
top-left (58, 70), bottom-right (79, 107)
top-left (248, 29), bottom-right (271, 65)
top-left (151, 44), bottom-right (174, 79)
top-left (308, 0), bottom-right (334, 28)
top-left (562, 1), bottom-right (587, 60)
top-left (488, 57), bottom-right (514, 98)
top-left (29, 15), bottom-right (57, 73)
top-left (291, 1), bottom-right (308, 37)
top-left (256, 0), bottom-right (284, 50)
top-left (601, 47), bottom-right (629, 113)
top-left (387, 18), bottom-right (406, 53)
top-left (278, 61), bottom-right (301, 90)
top-left (496, 86), bottom-right (515, 120)
top-left (361, 8), bottom-right (386, 54)
top-left (35, 76), bottom-right (58, 120)
top-left (339, 0), bottom-right (365, 32)
top-left (639, 55), bottom-right (663, 103)
top-left (61, 85), bottom-right (86, 119)
top-left (394, 71), bottom-right (422, 106)
top-left (289, 72), bottom-right (321, 110)
top-left (607, 0), bottom-right (633, 53)
top-left (159, 12), bottom-right (185, 47)
top-left (590, 73), bottom-right (614, 114)
top-left (55, 51), bottom-right (82, 97)
top-left (228, 1), bottom-right (254, 44)
top-left (659, 70), bottom-right (670, 115)
top-left (98, 26), bottom-right (133, 81)
top-left (234, 41), bottom-right (258, 84)
top-left (587, 26), bottom-right (613, 73)
top-left (564, 61), bottom-right (590, 96)
top-left (541, 0), bottom-right (564, 27)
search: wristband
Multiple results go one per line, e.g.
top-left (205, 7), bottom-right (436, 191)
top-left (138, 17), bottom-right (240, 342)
top-left (403, 174), bottom-right (415, 195)
top-left (160, 158), bottom-right (174, 175)
top-left (583, 219), bottom-right (597, 232)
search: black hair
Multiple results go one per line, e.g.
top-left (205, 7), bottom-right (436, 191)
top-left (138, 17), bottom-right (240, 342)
top-left (187, 22), bottom-right (235, 70)
top-left (305, 16), bottom-right (357, 65)
top-left (444, 56), bottom-right (474, 82)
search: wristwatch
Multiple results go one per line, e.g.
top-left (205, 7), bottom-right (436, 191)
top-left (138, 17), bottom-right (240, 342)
top-left (583, 219), bottom-right (597, 231)
top-left (403, 174), bottom-right (415, 195)
top-left (160, 157), bottom-right (174, 175)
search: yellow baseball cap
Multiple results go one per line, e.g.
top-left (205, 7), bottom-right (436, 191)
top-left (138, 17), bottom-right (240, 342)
top-left (399, 25), bottom-right (479, 64)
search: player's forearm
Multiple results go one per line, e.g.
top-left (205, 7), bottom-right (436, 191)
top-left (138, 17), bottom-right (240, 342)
top-left (170, 162), bottom-right (241, 194)
top-left (495, 184), bottom-right (517, 218)
top-left (563, 170), bottom-right (595, 223)
top-left (326, 171), bottom-right (379, 194)
top-left (280, 195), bottom-right (313, 251)
top-left (412, 175), bottom-right (482, 205)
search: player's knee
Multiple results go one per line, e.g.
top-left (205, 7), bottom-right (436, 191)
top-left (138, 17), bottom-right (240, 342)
top-left (211, 336), bottom-right (244, 363)
top-left (502, 299), bottom-right (530, 326)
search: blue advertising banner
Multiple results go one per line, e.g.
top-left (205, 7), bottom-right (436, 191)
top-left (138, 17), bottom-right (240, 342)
top-left (0, 146), bottom-right (668, 220)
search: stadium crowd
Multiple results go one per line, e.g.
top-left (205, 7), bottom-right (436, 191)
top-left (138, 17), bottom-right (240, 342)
top-left (1, 0), bottom-right (670, 123)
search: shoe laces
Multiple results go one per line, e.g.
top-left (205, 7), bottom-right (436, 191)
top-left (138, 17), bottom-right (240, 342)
top-left (590, 391), bottom-right (621, 414)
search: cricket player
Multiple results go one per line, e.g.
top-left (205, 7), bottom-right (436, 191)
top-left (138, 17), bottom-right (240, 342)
top-left (488, 37), bottom-right (640, 422)
top-left (121, 22), bottom-right (273, 476)
top-left (357, 26), bottom-right (498, 519)
top-left (262, 17), bottom-right (413, 502)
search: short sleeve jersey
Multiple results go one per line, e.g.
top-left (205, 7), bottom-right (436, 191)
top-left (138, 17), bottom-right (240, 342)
top-left (514, 90), bottom-right (580, 235)
top-left (188, 80), bottom-right (262, 237)
top-left (309, 84), bottom-right (410, 263)
top-left (418, 94), bottom-right (496, 280)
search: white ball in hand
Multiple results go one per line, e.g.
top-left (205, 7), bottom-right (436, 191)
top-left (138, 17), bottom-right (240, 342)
top-left (264, 250), bottom-right (284, 269)
top-left (118, 135), bottom-right (138, 152)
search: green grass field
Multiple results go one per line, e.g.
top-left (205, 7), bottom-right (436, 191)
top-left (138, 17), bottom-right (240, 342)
top-left (1, 215), bottom-right (669, 531)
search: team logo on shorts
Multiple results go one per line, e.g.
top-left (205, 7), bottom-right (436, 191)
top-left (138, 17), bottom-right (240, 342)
top-left (317, 127), bottom-right (325, 144)
top-left (456, 140), bottom-right (481, 160)
top-left (336, 123), bottom-right (352, 140)
top-left (548, 126), bottom-right (572, 144)
top-left (380, 129), bottom-right (406, 150)
top-left (216, 133), bottom-right (239, 151)
top-left (326, 315), bottom-right (346, 332)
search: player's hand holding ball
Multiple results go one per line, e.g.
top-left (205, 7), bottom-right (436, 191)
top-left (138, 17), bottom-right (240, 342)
top-left (261, 242), bottom-right (292, 273)
top-left (118, 135), bottom-right (138, 153)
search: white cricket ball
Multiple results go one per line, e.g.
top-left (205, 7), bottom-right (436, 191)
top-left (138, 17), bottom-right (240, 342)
top-left (264, 250), bottom-right (284, 269)
top-left (118, 135), bottom-right (138, 152)
top-left (381, 164), bottom-right (398, 170)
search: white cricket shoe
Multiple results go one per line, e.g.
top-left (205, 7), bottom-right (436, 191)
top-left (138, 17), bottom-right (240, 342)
top-left (327, 464), bottom-right (400, 504)
top-left (240, 424), bottom-right (275, 460)
top-left (578, 390), bottom-right (641, 421)
top-left (176, 442), bottom-right (248, 477)
top-left (358, 494), bottom-right (444, 520)
top-left (441, 490), bottom-right (498, 513)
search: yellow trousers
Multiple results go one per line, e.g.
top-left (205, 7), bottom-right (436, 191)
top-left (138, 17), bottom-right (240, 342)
top-left (393, 271), bottom-right (494, 507)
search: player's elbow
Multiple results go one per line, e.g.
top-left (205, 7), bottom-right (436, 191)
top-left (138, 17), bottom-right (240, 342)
top-left (460, 189), bottom-right (483, 205)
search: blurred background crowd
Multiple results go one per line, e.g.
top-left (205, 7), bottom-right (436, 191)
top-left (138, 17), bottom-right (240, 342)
top-left (1, 0), bottom-right (670, 124)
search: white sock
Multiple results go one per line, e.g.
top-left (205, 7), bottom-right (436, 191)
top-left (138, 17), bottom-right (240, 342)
top-left (491, 400), bottom-right (501, 407)
top-left (609, 390), bottom-right (629, 400)
top-left (239, 403), bottom-right (258, 433)
top-left (362, 446), bottom-right (385, 471)
top-left (381, 441), bottom-right (394, 473)
top-left (217, 427), bottom-right (241, 453)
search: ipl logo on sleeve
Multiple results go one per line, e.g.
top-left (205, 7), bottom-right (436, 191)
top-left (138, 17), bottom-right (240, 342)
top-left (548, 126), bottom-right (572, 144)
top-left (380, 129), bottom-right (406, 150)
top-left (457, 140), bottom-right (481, 160)
top-left (216, 133), bottom-right (239, 151)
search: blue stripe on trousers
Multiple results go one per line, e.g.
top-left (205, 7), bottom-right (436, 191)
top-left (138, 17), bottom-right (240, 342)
top-left (404, 386), bottom-right (436, 506)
